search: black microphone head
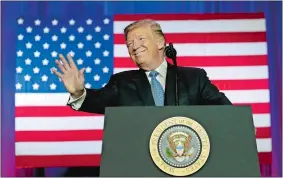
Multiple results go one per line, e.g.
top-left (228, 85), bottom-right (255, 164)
top-left (165, 43), bottom-right (177, 58)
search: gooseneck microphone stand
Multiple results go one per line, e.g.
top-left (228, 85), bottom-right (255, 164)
top-left (165, 43), bottom-right (179, 106)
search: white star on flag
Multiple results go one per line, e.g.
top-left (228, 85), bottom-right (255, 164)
top-left (51, 51), bottom-right (58, 57)
top-left (102, 67), bottom-right (109, 73)
top-left (61, 27), bottom-right (67, 33)
top-left (69, 19), bottom-right (75, 25)
top-left (86, 50), bottom-right (92, 57)
top-left (16, 66), bottom-right (23, 73)
top-left (52, 19), bottom-right (58, 26)
top-left (60, 43), bottom-right (67, 49)
top-left (69, 35), bottom-right (75, 41)
top-left (26, 27), bottom-right (32, 33)
top-left (94, 58), bottom-right (101, 65)
top-left (78, 27), bottom-right (84, 33)
top-left (77, 59), bottom-right (83, 65)
top-left (35, 35), bottom-right (41, 41)
top-left (26, 42), bottom-right (32, 49)
top-left (103, 34), bottom-right (110, 40)
top-left (32, 83), bottom-right (39, 90)
top-left (35, 19), bottom-right (41, 26)
top-left (77, 42), bottom-right (84, 49)
top-left (86, 19), bottom-right (92, 25)
top-left (18, 34), bottom-right (24, 40)
top-left (95, 42), bottom-right (101, 48)
top-left (41, 75), bottom-right (48, 82)
top-left (42, 59), bottom-right (49, 65)
top-left (69, 51), bottom-right (75, 57)
top-left (85, 67), bottom-right (92, 73)
top-left (85, 83), bottom-right (91, 88)
top-left (33, 67), bottom-right (40, 74)
top-left (43, 27), bottom-right (49, 33)
top-left (16, 83), bottom-right (22, 90)
top-left (43, 43), bottom-right (49, 49)
top-left (95, 26), bottom-right (101, 32)
top-left (24, 74), bottom-right (31, 81)
top-left (17, 50), bottom-right (23, 57)
top-left (50, 83), bottom-right (57, 90)
top-left (25, 58), bottom-right (31, 65)
top-left (103, 18), bottom-right (110, 24)
top-left (34, 51), bottom-right (40, 58)
top-left (86, 34), bottom-right (92, 41)
top-left (103, 50), bottom-right (109, 57)
top-left (94, 74), bottom-right (100, 81)
top-left (52, 35), bottom-right (58, 41)
top-left (17, 18), bottom-right (24, 25)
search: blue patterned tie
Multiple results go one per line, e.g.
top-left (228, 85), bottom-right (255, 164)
top-left (149, 70), bottom-right (164, 106)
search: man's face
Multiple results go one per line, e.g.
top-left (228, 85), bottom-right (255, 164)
top-left (126, 26), bottom-right (162, 69)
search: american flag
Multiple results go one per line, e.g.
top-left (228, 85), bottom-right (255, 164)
top-left (15, 13), bottom-right (271, 168)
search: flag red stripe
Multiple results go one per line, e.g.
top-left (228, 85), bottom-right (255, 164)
top-left (15, 127), bottom-right (269, 142)
top-left (16, 106), bottom-right (103, 117)
top-left (234, 103), bottom-right (270, 114)
top-left (114, 32), bottom-right (266, 44)
top-left (114, 55), bottom-right (267, 67)
top-left (16, 130), bottom-right (104, 142)
top-left (16, 155), bottom-right (101, 168)
top-left (114, 13), bottom-right (264, 21)
top-left (258, 152), bottom-right (272, 164)
top-left (211, 79), bottom-right (269, 90)
top-left (256, 127), bottom-right (271, 138)
top-left (15, 103), bottom-right (269, 118)
top-left (15, 152), bottom-right (271, 168)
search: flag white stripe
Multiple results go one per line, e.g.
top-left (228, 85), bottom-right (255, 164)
top-left (16, 116), bottom-right (104, 131)
top-left (253, 114), bottom-right (271, 127)
top-left (15, 141), bottom-right (102, 155)
top-left (114, 19), bottom-right (266, 33)
top-left (114, 66), bottom-right (268, 80)
top-left (223, 89), bottom-right (269, 103)
top-left (114, 43), bottom-right (267, 57)
top-left (15, 90), bottom-right (269, 107)
top-left (16, 93), bottom-right (70, 106)
top-left (15, 114), bottom-right (269, 131)
top-left (15, 138), bottom-right (271, 155)
top-left (256, 138), bottom-right (272, 152)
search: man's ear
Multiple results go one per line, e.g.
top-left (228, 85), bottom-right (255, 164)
top-left (156, 37), bottom-right (165, 50)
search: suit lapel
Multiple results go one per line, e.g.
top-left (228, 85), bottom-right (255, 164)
top-left (132, 70), bottom-right (155, 106)
top-left (164, 63), bottom-right (176, 106)
top-left (131, 62), bottom-right (178, 106)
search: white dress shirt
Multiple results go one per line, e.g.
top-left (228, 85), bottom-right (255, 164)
top-left (68, 59), bottom-right (168, 110)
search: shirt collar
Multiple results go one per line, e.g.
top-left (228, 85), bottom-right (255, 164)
top-left (145, 59), bottom-right (167, 78)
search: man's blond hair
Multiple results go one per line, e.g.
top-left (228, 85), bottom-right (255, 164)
top-left (123, 19), bottom-right (166, 46)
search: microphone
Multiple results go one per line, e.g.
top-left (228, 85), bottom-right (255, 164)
top-left (165, 43), bottom-right (177, 65)
top-left (165, 43), bottom-right (179, 106)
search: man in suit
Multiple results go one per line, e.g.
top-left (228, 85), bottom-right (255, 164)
top-left (52, 19), bottom-right (232, 113)
top-left (52, 19), bottom-right (231, 176)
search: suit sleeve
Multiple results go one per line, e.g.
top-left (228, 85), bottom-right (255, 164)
top-left (68, 75), bottom-right (119, 114)
top-left (198, 69), bottom-right (232, 105)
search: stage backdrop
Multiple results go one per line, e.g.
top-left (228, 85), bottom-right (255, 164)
top-left (1, 1), bottom-right (282, 177)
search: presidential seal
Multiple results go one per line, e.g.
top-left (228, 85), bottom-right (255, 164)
top-left (149, 116), bottom-right (210, 176)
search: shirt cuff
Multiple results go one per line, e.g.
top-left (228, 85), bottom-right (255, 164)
top-left (67, 88), bottom-right (86, 110)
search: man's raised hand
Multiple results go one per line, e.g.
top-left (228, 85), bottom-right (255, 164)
top-left (52, 54), bottom-right (85, 98)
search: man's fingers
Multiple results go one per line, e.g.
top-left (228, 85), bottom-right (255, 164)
top-left (59, 54), bottom-right (71, 70)
top-left (67, 54), bottom-right (78, 69)
top-left (79, 68), bottom-right (85, 75)
top-left (55, 60), bottom-right (67, 73)
top-left (51, 68), bottom-right (63, 79)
